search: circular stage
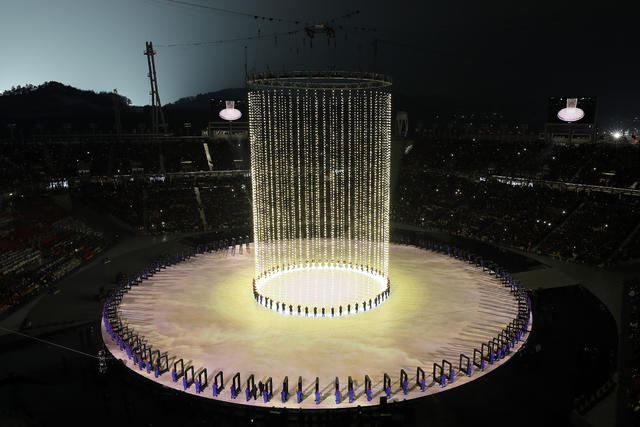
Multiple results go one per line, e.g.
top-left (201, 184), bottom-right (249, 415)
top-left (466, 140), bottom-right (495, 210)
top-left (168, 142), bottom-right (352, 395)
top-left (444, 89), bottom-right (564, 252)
top-left (103, 243), bottom-right (530, 408)
top-left (255, 265), bottom-right (388, 315)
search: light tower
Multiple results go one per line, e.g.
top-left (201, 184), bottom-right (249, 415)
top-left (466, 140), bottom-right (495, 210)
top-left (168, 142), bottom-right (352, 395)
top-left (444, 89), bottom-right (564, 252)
top-left (247, 71), bottom-right (392, 316)
top-left (144, 41), bottom-right (166, 134)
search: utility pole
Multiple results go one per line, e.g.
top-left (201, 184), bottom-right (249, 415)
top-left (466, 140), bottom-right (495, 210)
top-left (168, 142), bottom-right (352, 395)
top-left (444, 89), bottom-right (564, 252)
top-left (144, 41), bottom-right (166, 134)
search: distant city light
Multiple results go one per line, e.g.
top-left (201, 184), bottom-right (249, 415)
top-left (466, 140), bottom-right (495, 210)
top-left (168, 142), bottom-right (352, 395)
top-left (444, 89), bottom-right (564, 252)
top-left (612, 131), bottom-right (622, 139)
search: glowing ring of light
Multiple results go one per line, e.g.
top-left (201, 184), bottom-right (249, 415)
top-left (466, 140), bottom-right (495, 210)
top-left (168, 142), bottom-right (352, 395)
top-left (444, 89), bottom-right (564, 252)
top-left (252, 264), bottom-right (390, 317)
top-left (557, 107), bottom-right (585, 122)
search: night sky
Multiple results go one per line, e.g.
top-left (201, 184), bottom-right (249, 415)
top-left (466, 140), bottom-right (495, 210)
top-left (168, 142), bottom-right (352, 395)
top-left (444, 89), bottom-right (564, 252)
top-left (1, 0), bottom-right (637, 124)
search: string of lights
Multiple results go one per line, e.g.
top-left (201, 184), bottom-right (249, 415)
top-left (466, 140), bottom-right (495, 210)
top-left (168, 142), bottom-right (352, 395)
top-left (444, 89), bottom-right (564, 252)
top-left (248, 72), bottom-right (391, 294)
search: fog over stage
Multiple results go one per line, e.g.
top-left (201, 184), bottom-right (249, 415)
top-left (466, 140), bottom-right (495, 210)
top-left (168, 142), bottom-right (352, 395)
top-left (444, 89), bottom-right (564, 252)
top-left (104, 243), bottom-right (527, 408)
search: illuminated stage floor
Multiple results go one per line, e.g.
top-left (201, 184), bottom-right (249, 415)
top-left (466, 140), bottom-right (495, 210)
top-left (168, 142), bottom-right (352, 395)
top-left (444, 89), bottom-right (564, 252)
top-left (258, 266), bottom-right (386, 310)
top-left (103, 244), bottom-right (529, 408)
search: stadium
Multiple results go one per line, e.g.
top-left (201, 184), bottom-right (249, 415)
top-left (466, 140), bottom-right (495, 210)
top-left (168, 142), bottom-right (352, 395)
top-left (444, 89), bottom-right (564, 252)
top-left (98, 72), bottom-right (530, 411)
top-left (0, 2), bottom-right (637, 427)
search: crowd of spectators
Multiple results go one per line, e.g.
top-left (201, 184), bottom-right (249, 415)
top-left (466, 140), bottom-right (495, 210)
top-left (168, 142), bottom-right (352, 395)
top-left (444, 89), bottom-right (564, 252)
top-left (0, 173), bottom-right (250, 316)
top-left (0, 137), bottom-right (237, 190)
top-left (537, 193), bottom-right (640, 264)
top-left (197, 178), bottom-right (252, 229)
top-left (0, 196), bottom-right (104, 315)
top-left (393, 169), bottom-right (640, 266)
top-left (74, 175), bottom-right (252, 234)
top-left (2, 137), bottom-right (638, 267)
top-left (620, 232), bottom-right (640, 262)
top-left (392, 137), bottom-right (640, 266)
top-left (161, 140), bottom-right (211, 172)
top-left (408, 138), bottom-right (640, 187)
top-left (144, 181), bottom-right (202, 232)
top-left (1, 137), bottom-right (638, 189)
top-left (1, 136), bottom-right (638, 284)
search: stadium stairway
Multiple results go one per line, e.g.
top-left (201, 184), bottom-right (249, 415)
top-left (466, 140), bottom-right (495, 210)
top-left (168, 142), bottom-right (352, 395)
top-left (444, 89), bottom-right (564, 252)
top-left (193, 187), bottom-right (208, 230)
top-left (203, 142), bottom-right (214, 171)
top-left (533, 201), bottom-right (585, 252)
top-left (51, 194), bottom-right (132, 238)
top-left (606, 218), bottom-right (640, 265)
